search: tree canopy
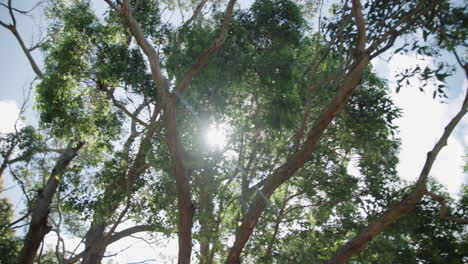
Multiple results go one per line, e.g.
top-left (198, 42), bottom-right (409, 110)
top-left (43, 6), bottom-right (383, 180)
top-left (0, 0), bottom-right (467, 263)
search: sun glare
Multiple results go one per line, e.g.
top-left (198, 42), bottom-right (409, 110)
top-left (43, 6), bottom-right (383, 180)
top-left (205, 123), bottom-right (228, 149)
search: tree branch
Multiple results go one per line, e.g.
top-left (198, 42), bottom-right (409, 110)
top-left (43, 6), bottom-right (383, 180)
top-left (182, 0), bottom-right (209, 28)
top-left (16, 141), bottom-right (84, 264)
top-left (453, 49), bottom-right (468, 78)
top-left (327, 81), bottom-right (468, 263)
top-left (351, 0), bottom-right (366, 54)
top-left (367, 1), bottom-right (435, 59)
top-left (426, 192), bottom-right (468, 224)
top-left (0, 1), bottom-right (42, 15)
top-left (224, 7), bottom-right (370, 261)
top-left (0, 1), bottom-right (43, 78)
top-left (117, 0), bottom-right (170, 101)
top-left (175, 0), bottom-right (237, 96)
top-left (97, 81), bottom-right (150, 128)
top-left (64, 225), bottom-right (155, 264)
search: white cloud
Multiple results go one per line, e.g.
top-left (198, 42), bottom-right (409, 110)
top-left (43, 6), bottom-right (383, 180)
top-left (373, 54), bottom-right (467, 197)
top-left (0, 100), bottom-right (23, 133)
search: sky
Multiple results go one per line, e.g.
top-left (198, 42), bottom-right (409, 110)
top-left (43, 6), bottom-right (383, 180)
top-left (0, 1), bottom-right (467, 263)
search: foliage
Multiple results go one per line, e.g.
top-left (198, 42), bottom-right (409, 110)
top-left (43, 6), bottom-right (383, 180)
top-left (0, 180), bottom-right (20, 264)
top-left (1, 0), bottom-right (467, 263)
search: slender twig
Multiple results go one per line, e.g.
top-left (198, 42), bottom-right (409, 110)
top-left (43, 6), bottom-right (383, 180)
top-left (9, 165), bottom-right (30, 202)
top-left (2, 211), bottom-right (30, 230)
top-left (0, 1), bottom-right (43, 78)
top-left (453, 49), bottom-right (468, 78)
top-left (182, 0), bottom-right (208, 27)
top-left (8, 0), bottom-right (17, 26)
top-left (0, 1), bottom-right (42, 15)
top-left (98, 81), bottom-right (150, 128)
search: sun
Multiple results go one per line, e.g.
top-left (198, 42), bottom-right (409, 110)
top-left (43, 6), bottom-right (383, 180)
top-left (205, 123), bottom-right (228, 149)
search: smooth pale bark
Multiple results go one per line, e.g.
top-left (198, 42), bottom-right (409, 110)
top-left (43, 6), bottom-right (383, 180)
top-left (16, 142), bottom-right (83, 264)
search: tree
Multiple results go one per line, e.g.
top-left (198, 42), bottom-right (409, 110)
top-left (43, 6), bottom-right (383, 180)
top-left (0, 0), bottom-right (467, 264)
top-left (0, 177), bottom-right (21, 263)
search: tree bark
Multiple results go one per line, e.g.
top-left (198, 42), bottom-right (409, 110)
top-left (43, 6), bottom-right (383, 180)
top-left (16, 141), bottom-right (83, 264)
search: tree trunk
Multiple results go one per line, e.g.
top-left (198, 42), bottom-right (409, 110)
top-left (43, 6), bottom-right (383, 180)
top-left (16, 141), bottom-right (83, 264)
top-left (79, 177), bottom-right (126, 264)
top-left (81, 223), bottom-right (107, 264)
top-left (197, 171), bottom-right (216, 264)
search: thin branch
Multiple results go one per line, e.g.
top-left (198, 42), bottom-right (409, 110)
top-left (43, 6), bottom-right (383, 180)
top-left (175, 0), bottom-right (237, 96)
top-left (102, 244), bottom-right (133, 258)
top-left (0, 1), bottom-right (43, 78)
top-left (294, 72), bottom-right (343, 149)
top-left (453, 49), bottom-right (468, 78)
top-left (98, 81), bottom-right (150, 128)
top-left (38, 240), bottom-right (45, 264)
top-left (103, 0), bottom-right (119, 11)
top-left (0, 1), bottom-right (42, 15)
top-left (122, 103), bottom-right (146, 155)
top-left (367, 1), bottom-right (434, 58)
top-left (426, 192), bottom-right (468, 224)
top-left (28, 37), bottom-right (47, 52)
top-left (2, 211), bottom-right (30, 231)
top-left (100, 122), bottom-right (158, 256)
top-left (13, 76), bottom-right (35, 132)
top-left (65, 237), bottom-right (84, 263)
top-left (8, 0), bottom-right (17, 26)
top-left (292, 8), bottom-right (352, 149)
top-left (54, 192), bottom-right (65, 264)
top-left (177, 0), bottom-right (186, 24)
top-left (9, 165), bottom-right (30, 202)
top-left (182, 0), bottom-right (209, 27)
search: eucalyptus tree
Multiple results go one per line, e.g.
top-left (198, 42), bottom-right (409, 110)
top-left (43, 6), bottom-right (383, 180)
top-left (0, 0), bottom-right (467, 264)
